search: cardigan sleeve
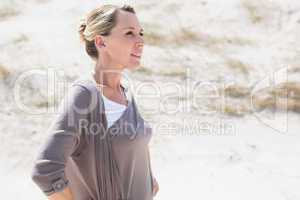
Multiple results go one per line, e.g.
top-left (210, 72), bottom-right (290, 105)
top-left (31, 84), bottom-right (93, 196)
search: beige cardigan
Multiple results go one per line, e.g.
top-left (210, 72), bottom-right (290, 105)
top-left (31, 78), bottom-right (154, 200)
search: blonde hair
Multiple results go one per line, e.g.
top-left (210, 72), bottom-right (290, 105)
top-left (78, 4), bottom-right (135, 61)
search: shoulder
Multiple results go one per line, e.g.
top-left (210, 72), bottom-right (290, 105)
top-left (71, 78), bottom-right (98, 94)
top-left (62, 78), bottom-right (99, 113)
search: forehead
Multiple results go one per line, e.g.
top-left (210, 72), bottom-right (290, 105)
top-left (114, 10), bottom-right (142, 30)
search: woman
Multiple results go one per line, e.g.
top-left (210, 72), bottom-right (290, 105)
top-left (31, 4), bottom-right (159, 200)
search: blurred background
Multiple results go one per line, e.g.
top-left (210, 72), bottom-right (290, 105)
top-left (1, 0), bottom-right (300, 199)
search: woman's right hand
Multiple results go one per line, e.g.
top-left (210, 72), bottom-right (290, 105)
top-left (48, 187), bottom-right (74, 200)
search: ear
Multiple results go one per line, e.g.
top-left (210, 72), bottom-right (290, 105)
top-left (95, 35), bottom-right (106, 48)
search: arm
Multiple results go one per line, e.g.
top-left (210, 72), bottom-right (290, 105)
top-left (31, 84), bottom-right (92, 199)
top-left (147, 147), bottom-right (159, 196)
top-left (152, 176), bottom-right (159, 196)
top-left (48, 187), bottom-right (74, 200)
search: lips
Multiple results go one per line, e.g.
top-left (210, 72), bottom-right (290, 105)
top-left (131, 53), bottom-right (141, 58)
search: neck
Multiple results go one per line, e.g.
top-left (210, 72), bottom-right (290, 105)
top-left (93, 60), bottom-right (123, 91)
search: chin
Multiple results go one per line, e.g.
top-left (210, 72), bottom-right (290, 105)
top-left (126, 62), bottom-right (141, 70)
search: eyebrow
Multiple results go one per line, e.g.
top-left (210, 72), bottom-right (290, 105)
top-left (123, 27), bottom-right (144, 32)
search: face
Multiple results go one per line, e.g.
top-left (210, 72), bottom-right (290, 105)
top-left (96, 10), bottom-right (144, 70)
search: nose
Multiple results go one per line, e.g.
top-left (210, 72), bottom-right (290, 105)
top-left (136, 42), bottom-right (144, 50)
top-left (136, 35), bottom-right (144, 46)
top-left (135, 39), bottom-right (144, 50)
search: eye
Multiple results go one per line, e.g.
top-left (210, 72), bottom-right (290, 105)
top-left (126, 31), bottom-right (134, 36)
top-left (139, 32), bottom-right (144, 37)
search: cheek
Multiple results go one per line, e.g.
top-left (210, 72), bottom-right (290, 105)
top-left (109, 40), bottom-right (133, 61)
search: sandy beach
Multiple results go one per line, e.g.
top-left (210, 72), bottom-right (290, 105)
top-left (1, 0), bottom-right (300, 199)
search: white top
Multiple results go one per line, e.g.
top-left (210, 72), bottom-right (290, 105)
top-left (89, 72), bottom-right (128, 128)
top-left (102, 95), bottom-right (127, 128)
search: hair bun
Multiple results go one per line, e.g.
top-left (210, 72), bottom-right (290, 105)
top-left (78, 18), bottom-right (87, 42)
